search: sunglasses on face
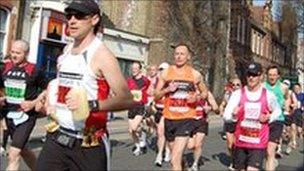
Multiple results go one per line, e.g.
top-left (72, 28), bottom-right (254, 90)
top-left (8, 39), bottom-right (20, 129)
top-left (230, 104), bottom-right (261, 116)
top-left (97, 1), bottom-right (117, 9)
top-left (246, 73), bottom-right (260, 77)
top-left (65, 12), bottom-right (90, 20)
top-left (232, 83), bottom-right (241, 86)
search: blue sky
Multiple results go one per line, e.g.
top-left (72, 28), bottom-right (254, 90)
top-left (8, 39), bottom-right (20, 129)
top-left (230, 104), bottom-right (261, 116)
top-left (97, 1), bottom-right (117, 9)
top-left (253, 0), bottom-right (280, 20)
top-left (253, 0), bottom-right (266, 6)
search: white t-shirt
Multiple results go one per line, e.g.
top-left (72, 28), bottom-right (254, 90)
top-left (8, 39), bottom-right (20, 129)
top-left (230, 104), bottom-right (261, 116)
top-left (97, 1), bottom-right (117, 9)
top-left (223, 85), bottom-right (281, 123)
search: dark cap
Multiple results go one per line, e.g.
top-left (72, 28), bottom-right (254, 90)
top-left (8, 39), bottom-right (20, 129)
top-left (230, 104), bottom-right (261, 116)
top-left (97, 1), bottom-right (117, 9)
top-left (65, 0), bottom-right (100, 15)
top-left (246, 62), bottom-right (262, 75)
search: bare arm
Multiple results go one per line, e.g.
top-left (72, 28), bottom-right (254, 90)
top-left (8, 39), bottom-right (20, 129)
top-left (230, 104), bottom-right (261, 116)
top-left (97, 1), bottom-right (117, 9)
top-left (207, 91), bottom-right (219, 114)
top-left (154, 69), bottom-right (170, 101)
top-left (282, 85), bottom-right (291, 113)
top-left (95, 44), bottom-right (134, 111)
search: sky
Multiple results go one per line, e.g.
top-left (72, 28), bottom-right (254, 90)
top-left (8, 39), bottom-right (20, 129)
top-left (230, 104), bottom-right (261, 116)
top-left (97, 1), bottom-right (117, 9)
top-left (253, 0), bottom-right (280, 20)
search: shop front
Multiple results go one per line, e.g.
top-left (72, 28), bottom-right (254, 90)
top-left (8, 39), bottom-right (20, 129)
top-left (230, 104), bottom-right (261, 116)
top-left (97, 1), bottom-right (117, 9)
top-left (28, 1), bottom-right (149, 79)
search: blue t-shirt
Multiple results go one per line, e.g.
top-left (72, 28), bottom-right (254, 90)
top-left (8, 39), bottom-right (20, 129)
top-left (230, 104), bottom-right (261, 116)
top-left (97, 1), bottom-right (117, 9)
top-left (295, 92), bottom-right (304, 110)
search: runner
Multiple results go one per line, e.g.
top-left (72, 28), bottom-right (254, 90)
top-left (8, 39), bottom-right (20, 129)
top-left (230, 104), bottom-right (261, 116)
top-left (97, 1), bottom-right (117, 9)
top-left (187, 88), bottom-right (218, 171)
top-left (286, 83), bottom-right (304, 154)
top-left (127, 61), bottom-right (150, 156)
top-left (281, 80), bottom-right (298, 154)
top-left (35, 1), bottom-right (133, 170)
top-left (224, 62), bottom-right (281, 171)
top-left (154, 62), bottom-right (171, 167)
top-left (264, 65), bottom-right (291, 171)
top-left (155, 43), bottom-right (207, 171)
top-left (146, 64), bottom-right (159, 136)
top-left (0, 40), bottom-right (48, 170)
top-left (219, 77), bottom-right (242, 170)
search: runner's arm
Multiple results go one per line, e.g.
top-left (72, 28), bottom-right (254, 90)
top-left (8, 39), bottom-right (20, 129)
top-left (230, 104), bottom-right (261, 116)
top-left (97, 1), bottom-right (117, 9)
top-left (154, 69), bottom-right (169, 101)
top-left (207, 91), bottom-right (219, 114)
top-left (268, 91), bottom-right (282, 123)
top-left (223, 90), bottom-right (241, 121)
top-left (282, 85), bottom-right (291, 114)
top-left (94, 44), bottom-right (134, 111)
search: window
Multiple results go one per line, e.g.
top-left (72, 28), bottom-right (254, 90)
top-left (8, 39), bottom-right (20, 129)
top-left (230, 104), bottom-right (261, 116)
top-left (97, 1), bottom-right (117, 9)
top-left (118, 58), bottom-right (133, 77)
top-left (251, 30), bottom-right (256, 53)
top-left (241, 18), bottom-right (246, 45)
top-left (237, 16), bottom-right (241, 42)
top-left (0, 8), bottom-right (9, 60)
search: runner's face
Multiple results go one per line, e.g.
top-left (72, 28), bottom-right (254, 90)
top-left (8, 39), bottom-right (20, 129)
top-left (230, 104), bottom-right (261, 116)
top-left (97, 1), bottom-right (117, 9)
top-left (174, 46), bottom-right (190, 67)
top-left (66, 11), bottom-right (98, 39)
top-left (267, 68), bottom-right (280, 85)
top-left (10, 42), bottom-right (27, 65)
top-left (293, 85), bottom-right (301, 94)
top-left (232, 79), bottom-right (241, 90)
top-left (246, 73), bottom-right (261, 89)
top-left (148, 66), bottom-right (157, 77)
top-left (131, 63), bottom-right (141, 77)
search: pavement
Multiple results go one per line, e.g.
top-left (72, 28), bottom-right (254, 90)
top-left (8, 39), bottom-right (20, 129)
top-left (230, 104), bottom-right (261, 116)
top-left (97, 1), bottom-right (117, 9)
top-left (1, 111), bottom-right (303, 170)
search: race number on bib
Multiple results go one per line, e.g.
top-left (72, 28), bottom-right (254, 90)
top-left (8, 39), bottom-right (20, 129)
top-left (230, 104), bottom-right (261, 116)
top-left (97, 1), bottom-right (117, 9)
top-left (239, 102), bottom-right (262, 144)
top-left (4, 79), bottom-right (26, 104)
top-left (131, 90), bottom-right (142, 102)
top-left (244, 102), bottom-right (261, 119)
top-left (168, 91), bottom-right (189, 113)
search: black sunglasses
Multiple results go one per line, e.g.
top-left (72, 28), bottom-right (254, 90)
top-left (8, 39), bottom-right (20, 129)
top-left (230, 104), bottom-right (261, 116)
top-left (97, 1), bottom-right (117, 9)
top-left (246, 73), bottom-right (260, 77)
top-left (65, 12), bottom-right (89, 20)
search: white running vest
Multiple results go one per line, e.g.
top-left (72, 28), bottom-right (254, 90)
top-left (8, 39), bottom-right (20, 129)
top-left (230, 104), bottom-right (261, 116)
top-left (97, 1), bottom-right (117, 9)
top-left (55, 37), bottom-right (102, 131)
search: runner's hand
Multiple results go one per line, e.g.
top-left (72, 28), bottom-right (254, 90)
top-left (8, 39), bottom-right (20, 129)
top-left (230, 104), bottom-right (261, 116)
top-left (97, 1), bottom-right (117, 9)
top-left (259, 111), bottom-right (271, 123)
top-left (167, 81), bottom-right (178, 93)
top-left (187, 93), bottom-right (198, 104)
top-left (65, 90), bottom-right (80, 111)
top-left (35, 92), bottom-right (46, 112)
top-left (20, 100), bottom-right (35, 112)
top-left (0, 96), bottom-right (5, 106)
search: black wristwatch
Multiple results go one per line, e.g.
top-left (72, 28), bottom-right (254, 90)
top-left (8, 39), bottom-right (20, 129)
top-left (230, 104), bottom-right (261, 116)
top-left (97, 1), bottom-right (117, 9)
top-left (88, 100), bottom-right (100, 112)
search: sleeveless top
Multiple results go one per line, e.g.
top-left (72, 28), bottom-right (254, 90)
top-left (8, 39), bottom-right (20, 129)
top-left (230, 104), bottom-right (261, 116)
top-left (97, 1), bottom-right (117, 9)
top-left (1, 60), bottom-right (46, 114)
top-left (234, 87), bottom-right (270, 149)
top-left (163, 65), bottom-right (197, 120)
top-left (265, 81), bottom-right (285, 121)
top-left (55, 37), bottom-right (110, 135)
top-left (126, 75), bottom-right (150, 105)
top-left (195, 99), bottom-right (208, 121)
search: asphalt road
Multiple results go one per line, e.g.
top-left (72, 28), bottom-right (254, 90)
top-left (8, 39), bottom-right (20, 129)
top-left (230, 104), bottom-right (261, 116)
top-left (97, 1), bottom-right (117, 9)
top-left (1, 113), bottom-right (303, 170)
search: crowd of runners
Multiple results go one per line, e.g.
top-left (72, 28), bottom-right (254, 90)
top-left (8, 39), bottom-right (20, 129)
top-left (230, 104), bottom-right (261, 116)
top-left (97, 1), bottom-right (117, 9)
top-left (0, 0), bottom-right (303, 171)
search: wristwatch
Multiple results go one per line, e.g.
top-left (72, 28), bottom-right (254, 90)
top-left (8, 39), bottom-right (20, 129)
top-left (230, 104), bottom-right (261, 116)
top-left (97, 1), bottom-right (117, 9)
top-left (88, 100), bottom-right (99, 112)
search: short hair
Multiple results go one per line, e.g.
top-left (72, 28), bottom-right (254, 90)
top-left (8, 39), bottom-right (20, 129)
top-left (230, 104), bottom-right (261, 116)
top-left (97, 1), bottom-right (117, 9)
top-left (14, 39), bottom-right (30, 53)
top-left (133, 61), bottom-right (142, 69)
top-left (294, 83), bottom-right (301, 87)
top-left (266, 65), bottom-right (280, 75)
top-left (173, 42), bottom-right (193, 55)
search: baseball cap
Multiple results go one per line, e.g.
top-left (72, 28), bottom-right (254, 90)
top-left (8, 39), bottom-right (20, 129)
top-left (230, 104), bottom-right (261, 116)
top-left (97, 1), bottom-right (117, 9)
top-left (246, 62), bottom-right (262, 75)
top-left (283, 79), bottom-right (291, 87)
top-left (65, 0), bottom-right (100, 15)
top-left (158, 62), bottom-right (169, 70)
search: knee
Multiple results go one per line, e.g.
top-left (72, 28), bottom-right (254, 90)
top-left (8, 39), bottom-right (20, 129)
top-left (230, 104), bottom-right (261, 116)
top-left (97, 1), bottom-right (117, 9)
top-left (8, 150), bottom-right (21, 162)
top-left (187, 143), bottom-right (195, 150)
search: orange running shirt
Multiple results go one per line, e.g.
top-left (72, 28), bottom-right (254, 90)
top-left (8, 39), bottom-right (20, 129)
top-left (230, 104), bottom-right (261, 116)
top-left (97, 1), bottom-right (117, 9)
top-left (163, 65), bottom-right (197, 120)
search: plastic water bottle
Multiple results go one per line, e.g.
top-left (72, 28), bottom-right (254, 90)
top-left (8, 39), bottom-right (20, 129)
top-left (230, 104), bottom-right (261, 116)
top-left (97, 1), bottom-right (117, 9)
top-left (70, 86), bottom-right (90, 122)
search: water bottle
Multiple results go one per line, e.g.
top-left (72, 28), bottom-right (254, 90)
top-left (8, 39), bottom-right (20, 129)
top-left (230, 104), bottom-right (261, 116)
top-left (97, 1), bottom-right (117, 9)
top-left (71, 86), bottom-right (90, 122)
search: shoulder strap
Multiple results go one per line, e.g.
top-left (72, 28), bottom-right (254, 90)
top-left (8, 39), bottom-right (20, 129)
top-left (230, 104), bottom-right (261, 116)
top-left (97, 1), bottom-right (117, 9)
top-left (3, 60), bottom-right (14, 75)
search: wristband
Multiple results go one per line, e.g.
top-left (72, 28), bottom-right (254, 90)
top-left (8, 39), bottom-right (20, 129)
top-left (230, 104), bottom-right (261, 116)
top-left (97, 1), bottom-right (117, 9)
top-left (88, 100), bottom-right (100, 112)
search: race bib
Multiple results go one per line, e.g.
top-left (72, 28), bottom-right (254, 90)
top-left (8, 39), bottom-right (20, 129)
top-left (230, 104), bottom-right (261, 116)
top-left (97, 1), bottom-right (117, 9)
top-left (244, 102), bottom-right (261, 119)
top-left (239, 102), bottom-right (262, 144)
top-left (57, 72), bottom-right (83, 106)
top-left (131, 90), bottom-right (142, 102)
top-left (168, 91), bottom-right (189, 113)
top-left (7, 111), bottom-right (29, 126)
top-left (4, 79), bottom-right (26, 104)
